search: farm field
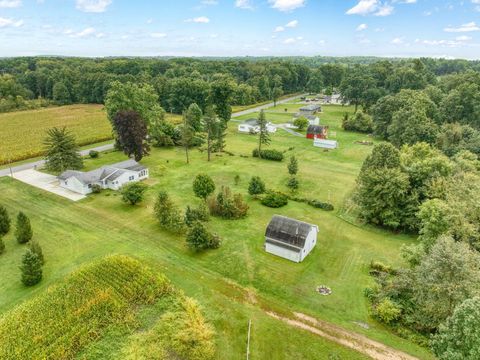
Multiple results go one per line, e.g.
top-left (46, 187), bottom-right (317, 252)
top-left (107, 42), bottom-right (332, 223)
top-left (0, 104), bottom-right (433, 359)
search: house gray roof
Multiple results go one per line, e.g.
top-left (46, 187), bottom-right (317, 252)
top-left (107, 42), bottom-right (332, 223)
top-left (300, 104), bottom-right (321, 112)
top-left (244, 118), bottom-right (259, 126)
top-left (58, 160), bottom-right (146, 185)
top-left (265, 215), bottom-right (317, 252)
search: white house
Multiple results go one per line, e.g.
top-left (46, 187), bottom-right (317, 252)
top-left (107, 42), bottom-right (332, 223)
top-left (264, 215), bottom-right (318, 263)
top-left (314, 139), bottom-right (338, 149)
top-left (238, 119), bottom-right (277, 134)
top-left (58, 160), bottom-right (149, 195)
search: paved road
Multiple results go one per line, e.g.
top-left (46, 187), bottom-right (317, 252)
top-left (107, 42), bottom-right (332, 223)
top-left (0, 143), bottom-right (114, 177)
top-left (231, 94), bottom-right (305, 118)
top-left (1, 94), bottom-right (304, 178)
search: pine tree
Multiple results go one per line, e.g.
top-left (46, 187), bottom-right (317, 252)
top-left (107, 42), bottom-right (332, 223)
top-left (44, 127), bottom-right (83, 172)
top-left (20, 249), bottom-right (43, 286)
top-left (248, 176), bottom-right (266, 197)
top-left (257, 110), bottom-right (271, 156)
top-left (0, 205), bottom-right (11, 235)
top-left (203, 106), bottom-right (218, 162)
top-left (287, 177), bottom-right (300, 193)
top-left (29, 240), bottom-right (44, 265)
top-left (288, 156), bottom-right (298, 176)
top-left (15, 212), bottom-right (33, 244)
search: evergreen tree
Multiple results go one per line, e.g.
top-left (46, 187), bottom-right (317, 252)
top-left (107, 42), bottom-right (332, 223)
top-left (29, 240), bottom-right (44, 265)
top-left (257, 110), bottom-right (271, 156)
top-left (15, 212), bottom-right (32, 244)
top-left (288, 155), bottom-right (298, 176)
top-left (181, 110), bottom-right (195, 164)
top-left (20, 249), bottom-right (42, 286)
top-left (287, 177), bottom-right (300, 193)
top-left (44, 127), bottom-right (83, 172)
top-left (0, 205), bottom-right (10, 235)
top-left (203, 106), bottom-right (218, 162)
top-left (248, 176), bottom-right (266, 197)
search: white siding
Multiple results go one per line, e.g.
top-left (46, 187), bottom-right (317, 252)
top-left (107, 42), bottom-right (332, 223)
top-left (299, 228), bottom-right (318, 262)
top-left (266, 243), bottom-right (301, 263)
top-left (61, 177), bottom-right (91, 195)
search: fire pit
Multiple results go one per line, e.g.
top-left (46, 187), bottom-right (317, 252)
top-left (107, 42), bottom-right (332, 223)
top-left (316, 285), bottom-right (332, 296)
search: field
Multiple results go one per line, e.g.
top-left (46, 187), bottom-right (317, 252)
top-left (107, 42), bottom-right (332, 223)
top-left (0, 105), bottom-right (113, 165)
top-left (0, 102), bottom-right (433, 359)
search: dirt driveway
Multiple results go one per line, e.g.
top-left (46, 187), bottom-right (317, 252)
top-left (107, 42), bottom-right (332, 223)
top-left (10, 169), bottom-right (86, 201)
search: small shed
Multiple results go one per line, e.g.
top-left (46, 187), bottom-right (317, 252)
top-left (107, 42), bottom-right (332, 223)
top-left (306, 125), bottom-right (328, 139)
top-left (265, 215), bottom-right (318, 263)
top-left (314, 139), bottom-right (338, 149)
top-left (299, 104), bottom-right (322, 115)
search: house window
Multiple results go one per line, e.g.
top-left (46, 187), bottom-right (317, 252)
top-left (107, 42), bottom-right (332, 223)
top-left (129, 176), bottom-right (134, 181)
top-left (88, 184), bottom-right (92, 188)
top-left (65, 180), bottom-right (68, 185)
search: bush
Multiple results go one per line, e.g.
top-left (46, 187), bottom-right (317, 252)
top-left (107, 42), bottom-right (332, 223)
top-left (252, 148), bottom-right (284, 161)
top-left (307, 199), bottom-right (334, 211)
top-left (261, 192), bottom-right (288, 208)
top-left (88, 150), bottom-right (99, 158)
top-left (154, 191), bottom-right (185, 233)
top-left (184, 204), bottom-right (209, 227)
top-left (370, 260), bottom-right (396, 275)
top-left (20, 249), bottom-right (43, 286)
top-left (0, 236), bottom-right (5, 255)
top-left (0, 205), bottom-right (10, 235)
top-left (207, 186), bottom-right (249, 219)
top-left (342, 111), bottom-right (373, 133)
top-left (186, 222), bottom-right (221, 252)
top-left (15, 212), bottom-right (32, 244)
top-left (91, 184), bottom-right (102, 194)
top-left (121, 182), bottom-right (148, 205)
top-left (374, 298), bottom-right (402, 324)
top-left (294, 117), bottom-right (309, 131)
top-left (248, 176), bottom-right (266, 197)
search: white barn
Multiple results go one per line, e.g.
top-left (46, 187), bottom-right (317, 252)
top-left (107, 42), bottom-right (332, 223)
top-left (264, 215), bottom-right (318, 263)
top-left (58, 160), bottom-right (149, 195)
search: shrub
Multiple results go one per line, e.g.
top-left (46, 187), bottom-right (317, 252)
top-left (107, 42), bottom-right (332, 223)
top-left (121, 182), bottom-right (148, 205)
top-left (184, 204), bottom-right (209, 227)
top-left (234, 174), bottom-right (240, 185)
top-left (186, 222), bottom-right (221, 252)
top-left (0, 205), bottom-right (10, 235)
top-left (374, 298), bottom-right (402, 324)
top-left (15, 212), bottom-right (33, 244)
top-left (248, 176), bottom-right (266, 197)
top-left (154, 191), bottom-right (185, 233)
top-left (307, 200), bottom-right (334, 211)
top-left (193, 174), bottom-right (216, 201)
top-left (370, 260), bottom-right (396, 275)
top-left (207, 186), bottom-right (249, 219)
top-left (288, 155), bottom-right (298, 175)
top-left (20, 249), bottom-right (43, 286)
top-left (0, 236), bottom-right (5, 255)
top-left (252, 149), bottom-right (284, 161)
top-left (294, 117), bottom-right (309, 131)
top-left (261, 192), bottom-right (288, 208)
top-left (342, 111), bottom-right (373, 133)
top-left (91, 184), bottom-right (102, 194)
top-left (88, 150), bottom-right (99, 158)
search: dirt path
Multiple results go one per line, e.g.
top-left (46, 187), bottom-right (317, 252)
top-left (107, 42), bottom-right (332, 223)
top-left (266, 311), bottom-right (419, 360)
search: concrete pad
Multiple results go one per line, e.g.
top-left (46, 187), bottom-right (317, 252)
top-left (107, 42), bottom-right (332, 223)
top-left (10, 169), bottom-right (86, 201)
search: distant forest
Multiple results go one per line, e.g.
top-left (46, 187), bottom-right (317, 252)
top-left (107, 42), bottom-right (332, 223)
top-left (1, 56), bottom-right (480, 114)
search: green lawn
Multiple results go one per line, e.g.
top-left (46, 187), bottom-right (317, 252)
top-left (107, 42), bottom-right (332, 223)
top-left (0, 105), bottom-right (433, 359)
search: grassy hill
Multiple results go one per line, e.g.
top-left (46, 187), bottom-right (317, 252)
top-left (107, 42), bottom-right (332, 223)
top-left (0, 103), bottom-right (433, 359)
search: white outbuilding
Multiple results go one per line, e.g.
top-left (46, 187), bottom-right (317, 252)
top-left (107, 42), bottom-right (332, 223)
top-left (238, 119), bottom-right (277, 134)
top-left (58, 159), bottom-right (149, 195)
top-left (264, 215), bottom-right (318, 263)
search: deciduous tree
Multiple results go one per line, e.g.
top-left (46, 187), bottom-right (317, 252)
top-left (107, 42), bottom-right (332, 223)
top-left (112, 110), bottom-right (150, 161)
top-left (193, 174), bottom-right (216, 201)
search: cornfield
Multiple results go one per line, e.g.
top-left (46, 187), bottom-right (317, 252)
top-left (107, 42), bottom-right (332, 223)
top-left (0, 255), bottom-right (171, 360)
top-left (0, 104), bottom-right (113, 165)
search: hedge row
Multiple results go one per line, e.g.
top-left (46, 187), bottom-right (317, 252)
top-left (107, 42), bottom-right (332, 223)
top-left (252, 149), bottom-right (284, 161)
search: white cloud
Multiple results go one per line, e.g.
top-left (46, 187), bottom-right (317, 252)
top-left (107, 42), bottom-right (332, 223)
top-left (0, 0), bottom-right (21, 8)
top-left (274, 26), bottom-right (285, 32)
top-left (285, 19), bottom-right (298, 28)
top-left (235, 0), bottom-right (253, 9)
top-left (150, 32), bottom-right (167, 38)
top-left (185, 16), bottom-right (210, 23)
top-left (75, 27), bottom-right (96, 37)
top-left (268, 0), bottom-right (305, 12)
top-left (444, 22), bottom-right (480, 32)
top-left (456, 35), bottom-right (472, 41)
top-left (75, 0), bottom-right (112, 13)
top-left (146, 19), bottom-right (153, 24)
top-left (283, 37), bottom-right (296, 44)
top-left (391, 37), bottom-right (404, 44)
top-left (201, 0), bottom-right (218, 4)
top-left (0, 17), bottom-right (23, 27)
top-left (356, 23), bottom-right (368, 31)
top-left (346, 0), bottom-right (378, 15)
top-left (375, 4), bottom-right (393, 16)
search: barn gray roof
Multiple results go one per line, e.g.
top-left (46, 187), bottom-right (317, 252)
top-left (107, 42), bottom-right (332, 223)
top-left (307, 125), bottom-right (327, 134)
top-left (265, 215), bottom-right (317, 252)
top-left (58, 160), bottom-right (146, 185)
top-left (300, 104), bottom-right (321, 112)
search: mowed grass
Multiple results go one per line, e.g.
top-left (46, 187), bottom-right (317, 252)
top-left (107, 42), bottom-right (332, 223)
top-left (0, 104), bottom-right (113, 165)
top-left (0, 104), bottom-right (433, 359)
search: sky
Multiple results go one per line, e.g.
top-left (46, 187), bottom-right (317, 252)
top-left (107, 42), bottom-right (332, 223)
top-left (1, 0), bottom-right (480, 59)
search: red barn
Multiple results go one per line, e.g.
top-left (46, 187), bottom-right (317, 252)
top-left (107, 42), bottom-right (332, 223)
top-left (306, 125), bottom-right (328, 139)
